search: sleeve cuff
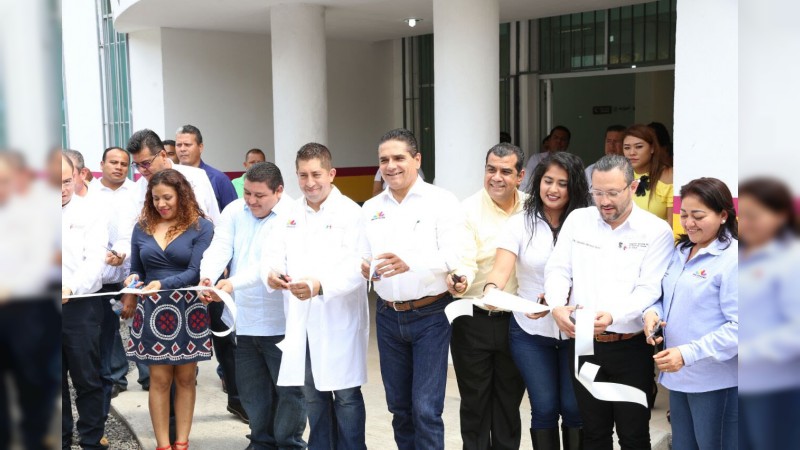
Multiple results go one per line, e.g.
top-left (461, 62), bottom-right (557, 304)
top-left (677, 344), bottom-right (696, 367)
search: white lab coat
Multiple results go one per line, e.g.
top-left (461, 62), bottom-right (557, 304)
top-left (262, 187), bottom-right (369, 391)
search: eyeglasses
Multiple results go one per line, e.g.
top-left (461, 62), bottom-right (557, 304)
top-left (132, 154), bottom-right (159, 170)
top-left (590, 183), bottom-right (631, 199)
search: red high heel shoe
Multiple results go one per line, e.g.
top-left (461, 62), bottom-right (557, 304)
top-left (173, 441), bottom-right (189, 450)
top-left (156, 445), bottom-right (171, 450)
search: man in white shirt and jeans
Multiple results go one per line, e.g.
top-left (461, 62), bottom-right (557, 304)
top-left (264, 143), bottom-right (369, 450)
top-left (126, 129), bottom-right (221, 224)
top-left (360, 128), bottom-right (471, 450)
top-left (544, 154), bottom-right (673, 450)
top-left (199, 162), bottom-right (306, 450)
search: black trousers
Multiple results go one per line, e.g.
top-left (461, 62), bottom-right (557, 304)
top-left (62, 298), bottom-right (106, 450)
top-left (450, 309), bottom-right (525, 450)
top-left (208, 301), bottom-right (239, 403)
top-left (569, 333), bottom-right (653, 450)
top-left (0, 299), bottom-right (60, 450)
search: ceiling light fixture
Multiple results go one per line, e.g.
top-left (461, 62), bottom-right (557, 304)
top-left (405, 18), bottom-right (421, 27)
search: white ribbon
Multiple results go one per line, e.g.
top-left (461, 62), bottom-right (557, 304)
top-left (573, 307), bottom-right (648, 407)
top-left (63, 286), bottom-right (237, 337)
top-left (444, 289), bottom-right (552, 324)
top-left (275, 280), bottom-right (315, 386)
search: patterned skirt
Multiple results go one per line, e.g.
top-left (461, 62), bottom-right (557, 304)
top-left (126, 289), bottom-right (212, 365)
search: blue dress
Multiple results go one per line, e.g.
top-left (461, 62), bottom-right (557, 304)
top-left (126, 218), bottom-right (214, 365)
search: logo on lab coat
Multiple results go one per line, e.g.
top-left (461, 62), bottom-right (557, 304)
top-left (287, 219), bottom-right (297, 228)
top-left (371, 211), bottom-right (386, 221)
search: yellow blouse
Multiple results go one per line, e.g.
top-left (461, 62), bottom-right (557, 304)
top-left (633, 172), bottom-right (673, 222)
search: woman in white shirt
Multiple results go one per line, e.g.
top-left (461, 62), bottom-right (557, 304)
top-left (484, 152), bottom-right (590, 450)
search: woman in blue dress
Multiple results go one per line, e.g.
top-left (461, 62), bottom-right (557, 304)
top-left (122, 169), bottom-right (214, 450)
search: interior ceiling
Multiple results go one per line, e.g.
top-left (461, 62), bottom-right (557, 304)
top-left (114, 0), bottom-right (645, 41)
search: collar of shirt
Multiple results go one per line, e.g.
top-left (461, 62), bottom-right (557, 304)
top-left (480, 188), bottom-right (524, 216)
top-left (379, 175), bottom-right (425, 205)
top-left (89, 177), bottom-right (136, 194)
top-left (681, 234), bottom-right (733, 260)
top-left (593, 201), bottom-right (648, 232)
top-left (303, 185), bottom-right (342, 214)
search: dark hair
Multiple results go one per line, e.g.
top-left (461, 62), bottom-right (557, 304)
top-left (485, 143), bottom-right (524, 174)
top-left (296, 142), bottom-right (332, 170)
top-left (550, 125), bottom-right (571, 141)
top-left (62, 151), bottom-right (75, 171)
top-left (102, 146), bottom-right (128, 162)
top-left (647, 122), bottom-right (672, 159)
top-left (176, 125), bottom-right (203, 144)
top-left (127, 129), bottom-right (164, 155)
top-left (524, 152), bottom-right (590, 244)
top-left (606, 124), bottom-right (626, 134)
top-left (677, 177), bottom-right (738, 250)
top-left (139, 169), bottom-right (204, 239)
top-left (246, 148), bottom-right (266, 160)
top-left (739, 177), bottom-right (799, 239)
top-left (378, 128), bottom-right (418, 156)
top-left (499, 131), bottom-right (512, 144)
top-left (622, 124), bottom-right (671, 201)
top-left (592, 154), bottom-right (635, 185)
top-left (245, 162), bottom-right (284, 193)
top-left (162, 139), bottom-right (176, 146)
top-left (62, 149), bottom-right (85, 171)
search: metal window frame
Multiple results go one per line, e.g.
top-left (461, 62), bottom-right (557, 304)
top-left (95, 0), bottom-right (132, 150)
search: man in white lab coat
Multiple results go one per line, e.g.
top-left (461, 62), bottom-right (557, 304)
top-left (264, 143), bottom-right (369, 450)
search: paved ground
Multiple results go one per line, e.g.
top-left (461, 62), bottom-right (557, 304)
top-left (110, 296), bottom-right (672, 449)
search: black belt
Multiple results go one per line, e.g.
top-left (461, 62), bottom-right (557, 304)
top-left (473, 305), bottom-right (511, 317)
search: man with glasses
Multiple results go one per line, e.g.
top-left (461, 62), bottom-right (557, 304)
top-left (126, 129), bottom-right (220, 224)
top-left (544, 154), bottom-right (673, 450)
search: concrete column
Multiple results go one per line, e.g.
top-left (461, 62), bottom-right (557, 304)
top-left (0, 0), bottom-right (59, 162)
top-left (433, 0), bottom-right (499, 199)
top-left (270, 3), bottom-right (327, 198)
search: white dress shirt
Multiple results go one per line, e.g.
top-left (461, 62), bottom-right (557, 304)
top-left (87, 178), bottom-right (139, 284)
top-left (544, 203), bottom-right (674, 333)
top-left (361, 176), bottom-right (471, 301)
top-left (135, 161), bottom-right (221, 224)
top-left (62, 195), bottom-right (109, 295)
top-left (262, 187), bottom-right (369, 390)
top-left (497, 212), bottom-right (561, 338)
top-left (199, 196), bottom-right (292, 337)
top-left (0, 183), bottom-right (59, 298)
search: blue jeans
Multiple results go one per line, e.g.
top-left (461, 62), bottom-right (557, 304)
top-left (740, 387), bottom-right (800, 450)
top-left (670, 387), bottom-right (737, 450)
top-left (303, 345), bottom-right (366, 450)
top-left (376, 295), bottom-right (453, 450)
top-left (235, 335), bottom-right (307, 450)
top-left (509, 317), bottom-right (581, 430)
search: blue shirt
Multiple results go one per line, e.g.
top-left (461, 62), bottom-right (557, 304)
top-left (739, 238), bottom-right (800, 393)
top-left (199, 196), bottom-right (292, 337)
top-left (199, 160), bottom-right (238, 212)
top-left (647, 236), bottom-right (738, 393)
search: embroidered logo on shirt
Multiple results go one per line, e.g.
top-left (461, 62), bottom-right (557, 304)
top-left (618, 241), bottom-right (649, 251)
top-left (286, 219), bottom-right (297, 228)
top-left (692, 269), bottom-right (708, 279)
top-left (372, 211), bottom-right (386, 221)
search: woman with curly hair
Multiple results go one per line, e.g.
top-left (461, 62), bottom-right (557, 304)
top-left (484, 152), bottom-right (591, 450)
top-left (122, 169), bottom-right (214, 450)
top-left (621, 124), bottom-right (674, 225)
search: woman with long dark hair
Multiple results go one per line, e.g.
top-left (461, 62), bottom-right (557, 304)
top-left (484, 152), bottom-right (590, 450)
top-left (622, 124), bottom-right (673, 225)
top-left (643, 177), bottom-right (738, 449)
top-left (122, 169), bottom-right (214, 450)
